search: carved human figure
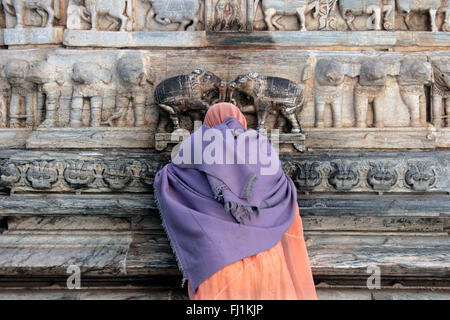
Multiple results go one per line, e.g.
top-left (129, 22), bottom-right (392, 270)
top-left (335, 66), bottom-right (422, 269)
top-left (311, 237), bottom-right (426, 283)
top-left (354, 58), bottom-right (387, 128)
top-left (28, 59), bottom-right (64, 128)
top-left (5, 59), bottom-right (36, 128)
top-left (83, 0), bottom-right (132, 31)
top-left (396, 0), bottom-right (442, 32)
top-left (145, 0), bottom-right (203, 31)
top-left (69, 62), bottom-right (112, 128)
top-left (431, 62), bottom-right (450, 127)
top-left (2, 0), bottom-right (60, 28)
top-left (67, 0), bottom-right (91, 30)
top-left (212, 0), bottom-right (244, 31)
top-left (154, 70), bottom-right (223, 132)
top-left (314, 59), bottom-right (345, 128)
top-left (254, 0), bottom-right (319, 31)
top-left (338, 0), bottom-right (394, 30)
top-left (106, 54), bottom-right (154, 127)
top-left (0, 66), bottom-right (10, 128)
top-left (398, 58), bottom-right (430, 127)
top-left (229, 72), bottom-right (304, 133)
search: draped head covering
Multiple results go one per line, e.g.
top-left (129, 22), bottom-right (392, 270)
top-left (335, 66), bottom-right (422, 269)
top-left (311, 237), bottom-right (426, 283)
top-left (204, 102), bottom-right (247, 129)
top-left (154, 103), bottom-right (297, 292)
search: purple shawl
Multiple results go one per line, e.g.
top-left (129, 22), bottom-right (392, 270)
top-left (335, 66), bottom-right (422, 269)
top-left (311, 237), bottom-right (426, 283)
top-left (154, 117), bottom-right (297, 292)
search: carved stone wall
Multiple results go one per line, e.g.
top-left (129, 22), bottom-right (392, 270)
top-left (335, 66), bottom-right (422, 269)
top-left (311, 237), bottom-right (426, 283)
top-left (0, 1), bottom-right (448, 300)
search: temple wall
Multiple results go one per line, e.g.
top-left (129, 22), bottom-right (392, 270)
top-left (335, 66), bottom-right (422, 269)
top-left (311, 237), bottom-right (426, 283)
top-left (0, 0), bottom-right (449, 299)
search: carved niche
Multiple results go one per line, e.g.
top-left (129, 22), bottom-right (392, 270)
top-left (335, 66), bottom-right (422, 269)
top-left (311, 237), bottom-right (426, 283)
top-left (206, 0), bottom-right (250, 31)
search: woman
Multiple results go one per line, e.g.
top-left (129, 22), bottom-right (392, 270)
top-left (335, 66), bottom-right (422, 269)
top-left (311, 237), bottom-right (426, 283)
top-left (154, 103), bottom-right (317, 300)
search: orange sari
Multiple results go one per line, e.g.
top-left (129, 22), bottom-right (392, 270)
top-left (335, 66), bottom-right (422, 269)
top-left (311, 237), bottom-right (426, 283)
top-left (188, 206), bottom-right (317, 300)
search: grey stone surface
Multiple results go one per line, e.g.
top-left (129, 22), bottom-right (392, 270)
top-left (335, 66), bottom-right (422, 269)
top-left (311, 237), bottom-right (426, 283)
top-left (3, 27), bottom-right (63, 45)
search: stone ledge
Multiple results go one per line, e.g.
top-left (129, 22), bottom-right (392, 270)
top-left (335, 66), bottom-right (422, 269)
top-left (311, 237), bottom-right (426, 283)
top-left (62, 30), bottom-right (450, 48)
top-left (26, 127), bottom-right (155, 149)
top-left (4, 27), bottom-right (64, 46)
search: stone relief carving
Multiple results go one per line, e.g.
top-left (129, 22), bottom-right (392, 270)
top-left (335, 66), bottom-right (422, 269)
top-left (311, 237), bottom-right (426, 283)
top-left (254, 0), bottom-right (319, 31)
top-left (0, 66), bottom-right (11, 128)
top-left (396, 0), bottom-right (444, 32)
top-left (154, 69), bottom-right (223, 132)
top-left (105, 54), bottom-right (154, 127)
top-left (1, 152), bottom-right (446, 194)
top-left (28, 58), bottom-right (64, 128)
top-left (5, 59), bottom-right (37, 128)
top-left (432, 61), bottom-right (450, 127)
top-left (0, 0), bottom-right (448, 32)
top-left (367, 161), bottom-right (398, 191)
top-left (211, 0), bottom-right (245, 31)
top-left (405, 162), bottom-right (437, 191)
top-left (354, 58), bottom-right (387, 128)
top-left (145, 0), bottom-right (204, 31)
top-left (339, 0), bottom-right (394, 30)
top-left (314, 59), bottom-right (345, 128)
top-left (398, 58), bottom-right (431, 127)
top-left (2, 0), bottom-right (61, 28)
top-left (69, 62), bottom-right (113, 128)
top-left (229, 72), bottom-right (304, 133)
top-left (67, 0), bottom-right (133, 31)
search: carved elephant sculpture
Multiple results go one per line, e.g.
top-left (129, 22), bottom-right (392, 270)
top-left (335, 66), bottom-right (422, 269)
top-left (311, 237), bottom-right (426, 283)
top-left (105, 54), bottom-right (154, 127)
top-left (70, 62), bottom-right (112, 128)
top-left (84, 0), bottom-right (132, 31)
top-left (5, 59), bottom-right (36, 128)
top-left (432, 62), bottom-right (450, 127)
top-left (154, 69), bottom-right (223, 132)
top-left (338, 0), bottom-right (394, 30)
top-left (144, 0), bottom-right (203, 31)
top-left (314, 59), bottom-right (345, 128)
top-left (229, 72), bottom-right (304, 133)
top-left (254, 0), bottom-right (319, 31)
top-left (398, 58), bottom-right (431, 127)
top-left (2, 0), bottom-right (60, 28)
top-left (354, 58), bottom-right (387, 128)
top-left (28, 59), bottom-right (64, 128)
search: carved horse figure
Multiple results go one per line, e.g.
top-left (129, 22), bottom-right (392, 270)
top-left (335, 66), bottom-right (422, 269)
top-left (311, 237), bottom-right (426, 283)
top-left (2, 0), bottom-right (60, 28)
top-left (254, 0), bottom-right (319, 31)
top-left (84, 0), bottom-right (132, 31)
top-left (396, 0), bottom-right (443, 32)
top-left (338, 0), bottom-right (394, 30)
